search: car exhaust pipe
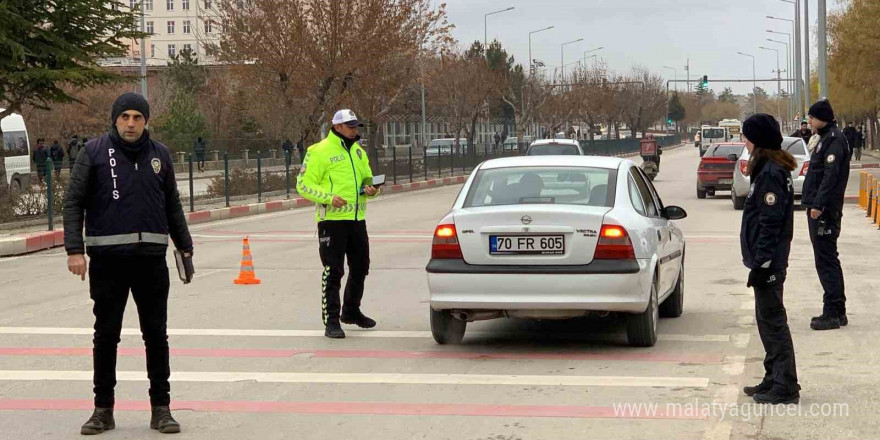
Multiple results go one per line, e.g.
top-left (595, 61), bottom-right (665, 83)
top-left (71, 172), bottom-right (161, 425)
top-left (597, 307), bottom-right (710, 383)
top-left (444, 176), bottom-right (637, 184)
top-left (453, 311), bottom-right (503, 322)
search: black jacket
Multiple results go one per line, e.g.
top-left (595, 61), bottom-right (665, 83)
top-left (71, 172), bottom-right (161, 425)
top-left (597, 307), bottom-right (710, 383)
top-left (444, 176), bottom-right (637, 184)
top-left (801, 122), bottom-right (851, 213)
top-left (741, 158), bottom-right (794, 270)
top-left (790, 128), bottom-right (811, 144)
top-left (842, 126), bottom-right (857, 151)
top-left (63, 132), bottom-right (193, 257)
top-left (33, 147), bottom-right (49, 170)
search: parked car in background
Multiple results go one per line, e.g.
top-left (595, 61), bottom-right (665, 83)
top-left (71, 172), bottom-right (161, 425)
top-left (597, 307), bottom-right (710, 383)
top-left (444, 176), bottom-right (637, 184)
top-left (526, 139), bottom-right (584, 156)
top-left (426, 156), bottom-right (688, 347)
top-left (696, 143), bottom-right (745, 199)
top-left (731, 137), bottom-right (810, 210)
top-left (427, 138), bottom-right (468, 157)
top-left (1, 109), bottom-right (32, 195)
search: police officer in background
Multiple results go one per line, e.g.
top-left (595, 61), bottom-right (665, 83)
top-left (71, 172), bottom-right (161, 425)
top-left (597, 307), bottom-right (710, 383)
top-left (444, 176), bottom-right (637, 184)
top-left (802, 99), bottom-right (851, 331)
top-left (297, 109), bottom-right (380, 339)
top-left (64, 92), bottom-right (192, 435)
top-left (739, 113), bottom-right (800, 405)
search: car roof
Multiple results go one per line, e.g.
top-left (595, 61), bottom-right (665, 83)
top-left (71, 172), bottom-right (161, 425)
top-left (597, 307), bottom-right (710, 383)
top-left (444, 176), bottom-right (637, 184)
top-left (529, 139), bottom-right (579, 146)
top-left (478, 155), bottom-right (627, 170)
top-left (739, 137), bottom-right (808, 158)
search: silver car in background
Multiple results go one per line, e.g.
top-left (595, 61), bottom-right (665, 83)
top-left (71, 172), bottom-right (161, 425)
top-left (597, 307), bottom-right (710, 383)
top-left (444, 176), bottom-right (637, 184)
top-left (731, 137), bottom-right (811, 210)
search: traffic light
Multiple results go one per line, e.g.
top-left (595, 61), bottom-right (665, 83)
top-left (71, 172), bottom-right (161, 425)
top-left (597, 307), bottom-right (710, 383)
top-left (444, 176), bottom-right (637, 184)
top-left (701, 75), bottom-right (709, 87)
top-left (667, 118), bottom-right (673, 124)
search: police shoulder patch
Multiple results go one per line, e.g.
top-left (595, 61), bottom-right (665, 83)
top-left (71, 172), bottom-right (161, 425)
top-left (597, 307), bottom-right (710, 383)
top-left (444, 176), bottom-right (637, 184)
top-left (151, 158), bottom-right (161, 174)
top-left (357, 149), bottom-right (363, 159)
top-left (827, 154), bottom-right (836, 164)
top-left (764, 192), bottom-right (777, 206)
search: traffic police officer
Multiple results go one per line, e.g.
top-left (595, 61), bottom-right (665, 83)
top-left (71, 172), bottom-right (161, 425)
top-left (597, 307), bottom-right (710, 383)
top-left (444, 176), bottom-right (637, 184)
top-left (64, 92), bottom-right (192, 435)
top-left (801, 99), bottom-right (850, 330)
top-left (739, 113), bottom-right (800, 405)
top-left (297, 109), bottom-right (380, 339)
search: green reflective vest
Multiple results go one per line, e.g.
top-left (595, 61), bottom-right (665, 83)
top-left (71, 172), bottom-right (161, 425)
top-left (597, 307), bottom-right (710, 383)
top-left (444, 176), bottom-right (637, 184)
top-left (296, 130), bottom-right (378, 222)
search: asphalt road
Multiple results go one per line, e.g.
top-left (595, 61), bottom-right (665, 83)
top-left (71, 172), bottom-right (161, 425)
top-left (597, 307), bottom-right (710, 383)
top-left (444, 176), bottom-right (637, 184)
top-left (0, 145), bottom-right (877, 439)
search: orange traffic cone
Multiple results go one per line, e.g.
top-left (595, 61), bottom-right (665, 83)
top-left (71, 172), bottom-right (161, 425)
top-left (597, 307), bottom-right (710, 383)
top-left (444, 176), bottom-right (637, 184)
top-left (233, 237), bottom-right (262, 285)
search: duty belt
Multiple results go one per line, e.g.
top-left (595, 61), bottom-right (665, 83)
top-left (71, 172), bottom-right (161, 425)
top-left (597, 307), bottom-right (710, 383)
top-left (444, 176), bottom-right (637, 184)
top-left (85, 232), bottom-right (169, 247)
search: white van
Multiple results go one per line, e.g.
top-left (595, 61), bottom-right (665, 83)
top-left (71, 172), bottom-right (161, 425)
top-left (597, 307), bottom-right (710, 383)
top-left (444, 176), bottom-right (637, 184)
top-left (1, 110), bottom-right (32, 193)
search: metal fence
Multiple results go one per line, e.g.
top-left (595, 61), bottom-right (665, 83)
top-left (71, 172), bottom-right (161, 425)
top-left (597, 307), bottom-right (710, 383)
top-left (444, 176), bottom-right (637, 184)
top-left (6, 135), bottom-right (683, 230)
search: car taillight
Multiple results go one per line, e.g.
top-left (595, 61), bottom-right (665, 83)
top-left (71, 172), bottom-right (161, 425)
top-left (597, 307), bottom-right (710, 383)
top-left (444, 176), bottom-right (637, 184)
top-left (431, 224), bottom-right (462, 259)
top-left (594, 225), bottom-right (636, 260)
top-left (799, 161), bottom-right (809, 176)
top-left (739, 160), bottom-right (748, 176)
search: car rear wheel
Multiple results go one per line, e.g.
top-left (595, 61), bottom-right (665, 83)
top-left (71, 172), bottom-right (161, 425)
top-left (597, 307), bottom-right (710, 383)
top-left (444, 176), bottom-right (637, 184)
top-left (659, 261), bottom-right (684, 318)
top-left (697, 187), bottom-right (707, 199)
top-left (9, 178), bottom-right (22, 196)
top-left (430, 307), bottom-right (466, 345)
top-left (732, 188), bottom-right (745, 210)
top-left (627, 281), bottom-right (658, 347)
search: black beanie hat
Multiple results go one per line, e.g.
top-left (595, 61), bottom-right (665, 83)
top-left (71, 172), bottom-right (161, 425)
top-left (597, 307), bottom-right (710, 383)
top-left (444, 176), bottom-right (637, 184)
top-left (808, 99), bottom-right (834, 123)
top-left (742, 113), bottom-right (783, 150)
top-left (110, 92), bottom-right (150, 123)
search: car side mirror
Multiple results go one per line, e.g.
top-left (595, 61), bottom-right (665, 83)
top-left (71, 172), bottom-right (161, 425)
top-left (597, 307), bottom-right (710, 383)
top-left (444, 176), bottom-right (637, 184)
top-left (663, 206), bottom-right (687, 220)
top-left (726, 154), bottom-right (739, 161)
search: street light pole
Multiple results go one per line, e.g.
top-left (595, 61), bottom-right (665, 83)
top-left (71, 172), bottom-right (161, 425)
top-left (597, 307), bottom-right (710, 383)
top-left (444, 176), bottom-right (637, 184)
top-left (760, 46), bottom-right (782, 120)
top-left (582, 46), bottom-right (603, 67)
top-left (140, 1), bottom-right (147, 100)
top-left (560, 38), bottom-right (583, 79)
top-left (484, 7), bottom-right (515, 54)
top-left (662, 65), bottom-right (678, 92)
top-left (738, 52), bottom-right (757, 115)
top-left (581, 54), bottom-right (597, 69)
top-left (528, 26), bottom-right (554, 76)
top-left (768, 38), bottom-right (792, 125)
top-left (769, 13), bottom-right (798, 117)
top-left (803, 0), bottom-right (811, 106)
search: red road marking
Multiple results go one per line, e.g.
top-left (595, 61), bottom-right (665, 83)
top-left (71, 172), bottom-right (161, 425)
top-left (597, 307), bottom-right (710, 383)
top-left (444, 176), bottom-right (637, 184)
top-left (0, 399), bottom-right (705, 419)
top-left (0, 347), bottom-right (721, 363)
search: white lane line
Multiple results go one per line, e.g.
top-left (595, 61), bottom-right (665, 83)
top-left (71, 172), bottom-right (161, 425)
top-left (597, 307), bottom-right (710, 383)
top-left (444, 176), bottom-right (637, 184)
top-left (737, 316), bottom-right (754, 326)
top-left (193, 269), bottom-right (231, 279)
top-left (721, 356), bottom-right (746, 377)
top-left (731, 334), bottom-right (751, 349)
top-left (0, 327), bottom-right (732, 342)
top-left (740, 301), bottom-right (753, 311)
top-left (703, 422), bottom-right (733, 440)
top-left (0, 370), bottom-right (708, 388)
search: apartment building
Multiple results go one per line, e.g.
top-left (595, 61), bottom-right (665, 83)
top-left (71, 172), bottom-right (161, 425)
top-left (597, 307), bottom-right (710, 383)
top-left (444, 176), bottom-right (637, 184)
top-left (108, 0), bottom-right (223, 65)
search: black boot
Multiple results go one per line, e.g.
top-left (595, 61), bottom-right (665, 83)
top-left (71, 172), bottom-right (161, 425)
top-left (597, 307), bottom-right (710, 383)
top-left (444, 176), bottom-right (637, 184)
top-left (325, 321), bottom-right (346, 339)
top-left (341, 311), bottom-right (377, 329)
top-left (810, 315), bottom-right (841, 330)
top-left (150, 406), bottom-right (181, 434)
top-left (743, 381), bottom-right (772, 397)
top-left (753, 388), bottom-right (800, 404)
top-left (80, 408), bottom-right (115, 435)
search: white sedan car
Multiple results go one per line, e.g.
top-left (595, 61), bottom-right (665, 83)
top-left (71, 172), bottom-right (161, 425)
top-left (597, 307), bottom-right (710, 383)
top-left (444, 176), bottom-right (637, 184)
top-left (426, 156), bottom-right (687, 347)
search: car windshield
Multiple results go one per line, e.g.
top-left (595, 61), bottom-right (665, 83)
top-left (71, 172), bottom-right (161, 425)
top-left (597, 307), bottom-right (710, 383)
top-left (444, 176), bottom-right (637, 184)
top-left (703, 128), bottom-right (725, 139)
top-left (2, 130), bottom-right (28, 158)
top-left (527, 144), bottom-right (580, 156)
top-left (783, 139), bottom-right (806, 155)
top-left (706, 145), bottom-right (743, 157)
top-left (464, 166), bottom-right (614, 208)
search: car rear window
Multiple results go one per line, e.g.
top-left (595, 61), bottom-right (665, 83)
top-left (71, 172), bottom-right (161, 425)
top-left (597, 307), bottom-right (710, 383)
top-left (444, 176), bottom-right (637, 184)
top-left (527, 144), bottom-right (580, 156)
top-left (703, 128), bottom-right (725, 139)
top-left (464, 166), bottom-right (615, 208)
top-left (783, 139), bottom-right (806, 155)
top-left (706, 145), bottom-right (743, 157)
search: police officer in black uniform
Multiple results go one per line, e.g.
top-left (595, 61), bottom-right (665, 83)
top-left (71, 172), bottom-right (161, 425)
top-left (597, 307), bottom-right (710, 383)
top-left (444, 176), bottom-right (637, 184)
top-left (801, 99), bottom-right (850, 331)
top-left (64, 92), bottom-right (192, 435)
top-left (739, 113), bottom-right (800, 405)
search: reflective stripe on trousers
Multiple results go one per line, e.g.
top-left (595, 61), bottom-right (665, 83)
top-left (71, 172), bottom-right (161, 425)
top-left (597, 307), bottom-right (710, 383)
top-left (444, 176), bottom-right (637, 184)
top-left (85, 232), bottom-right (169, 247)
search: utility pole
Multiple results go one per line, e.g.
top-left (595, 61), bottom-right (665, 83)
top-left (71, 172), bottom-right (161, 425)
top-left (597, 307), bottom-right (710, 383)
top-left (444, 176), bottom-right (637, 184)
top-left (686, 59), bottom-right (690, 93)
top-left (803, 0), bottom-right (812, 107)
top-left (140, 1), bottom-right (147, 100)
top-left (817, 0), bottom-right (828, 99)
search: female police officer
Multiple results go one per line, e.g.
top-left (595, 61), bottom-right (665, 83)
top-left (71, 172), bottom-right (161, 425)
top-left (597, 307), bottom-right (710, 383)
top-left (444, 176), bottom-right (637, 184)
top-left (739, 114), bottom-right (801, 404)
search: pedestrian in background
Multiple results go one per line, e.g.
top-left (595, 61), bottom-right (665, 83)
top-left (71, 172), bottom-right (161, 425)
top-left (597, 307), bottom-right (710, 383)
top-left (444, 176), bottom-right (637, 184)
top-left (50, 139), bottom-right (64, 178)
top-left (802, 99), bottom-right (851, 331)
top-left (193, 137), bottom-right (206, 172)
top-left (67, 135), bottom-right (83, 172)
top-left (843, 122), bottom-right (857, 160)
top-left (791, 121), bottom-right (812, 144)
top-left (296, 109), bottom-right (380, 339)
top-left (32, 138), bottom-right (48, 184)
top-left (854, 125), bottom-right (864, 161)
top-left (64, 92), bottom-right (192, 435)
top-left (739, 113), bottom-right (800, 405)
top-left (296, 139), bottom-right (305, 163)
top-left (282, 139), bottom-right (293, 166)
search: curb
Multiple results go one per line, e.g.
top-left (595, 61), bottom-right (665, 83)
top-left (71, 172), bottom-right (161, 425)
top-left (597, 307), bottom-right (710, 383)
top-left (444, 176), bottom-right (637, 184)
top-left (851, 163), bottom-right (880, 170)
top-left (0, 175), bottom-right (468, 258)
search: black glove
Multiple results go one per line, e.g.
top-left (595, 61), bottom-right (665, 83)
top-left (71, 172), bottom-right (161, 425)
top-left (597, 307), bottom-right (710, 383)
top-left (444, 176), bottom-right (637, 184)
top-left (747, 267), bottom-right (778, 289)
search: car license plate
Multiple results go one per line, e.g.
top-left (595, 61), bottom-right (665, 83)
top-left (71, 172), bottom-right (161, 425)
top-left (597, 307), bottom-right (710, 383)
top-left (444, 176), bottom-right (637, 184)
top-left (490, 235), bottom-right (564, 255)
top-left (719, 179), bottom-right (733, 184)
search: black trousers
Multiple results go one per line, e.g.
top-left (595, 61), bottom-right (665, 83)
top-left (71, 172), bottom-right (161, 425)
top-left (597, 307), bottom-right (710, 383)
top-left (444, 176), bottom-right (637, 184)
top-left (807, 212), bottom-right (846, 316)
top-left (753, 272), bottom-right (799, 393)
top-left (89, 255), bottom-right (171, 408)
top-left (318, 220), bottom-right (370, 325)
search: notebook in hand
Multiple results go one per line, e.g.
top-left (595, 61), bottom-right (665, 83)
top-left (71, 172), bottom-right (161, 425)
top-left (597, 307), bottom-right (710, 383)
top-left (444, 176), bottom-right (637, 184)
top-left (173, 250), bottom-right (195, 284)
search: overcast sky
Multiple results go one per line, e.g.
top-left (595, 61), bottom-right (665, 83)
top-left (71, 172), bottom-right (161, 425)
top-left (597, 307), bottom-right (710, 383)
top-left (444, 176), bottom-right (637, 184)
top-left (443, 0), bottom-right (844, 96)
